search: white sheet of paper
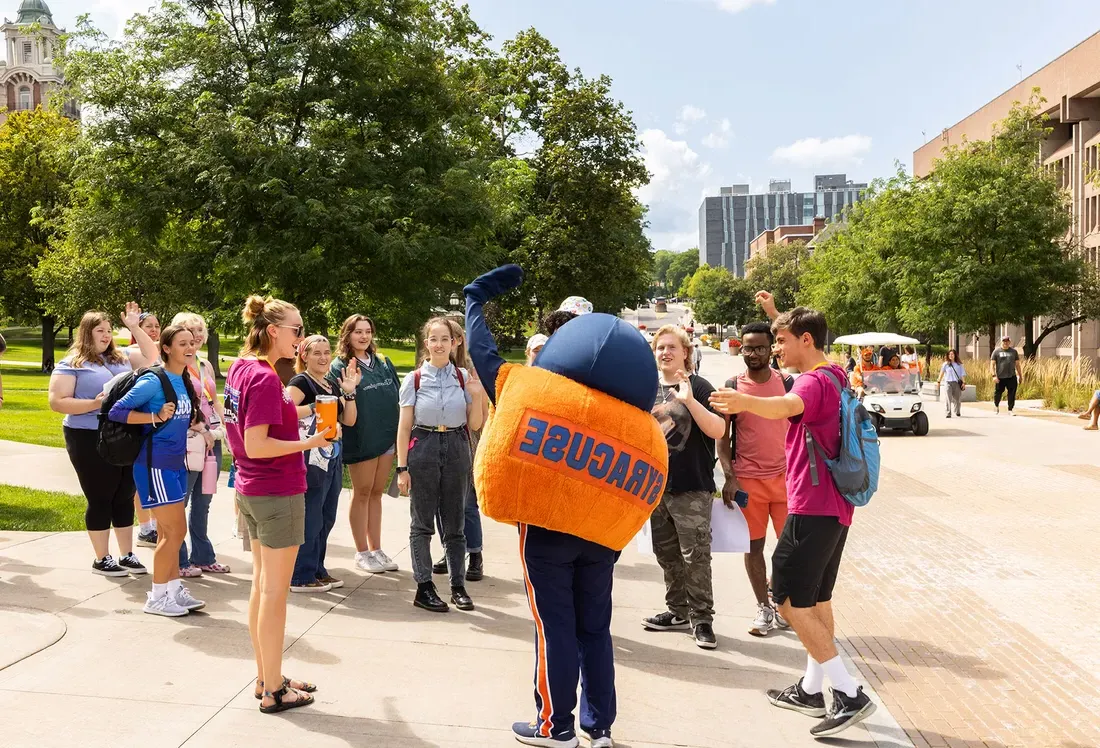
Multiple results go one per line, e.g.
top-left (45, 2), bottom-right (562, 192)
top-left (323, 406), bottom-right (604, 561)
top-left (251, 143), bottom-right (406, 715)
top-left (710, 501), bottom-right (751, 553)
top-left (635, 500), bottom-right (751, 555)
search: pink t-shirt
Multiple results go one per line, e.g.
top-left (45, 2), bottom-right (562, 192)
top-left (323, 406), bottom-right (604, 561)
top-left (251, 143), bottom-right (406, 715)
top-left (785, 364), bottom-right (854, 526)
top-left (224, 358), bottom-right (307, 497)
top-left (733, 371), bottom-right (788, 479)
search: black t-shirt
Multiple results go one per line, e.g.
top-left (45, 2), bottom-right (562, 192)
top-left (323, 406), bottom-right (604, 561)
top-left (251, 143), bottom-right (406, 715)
top-left (651, 374), bottom-right (717, 494)
top-left (288, 373), bottom-right (344, 418)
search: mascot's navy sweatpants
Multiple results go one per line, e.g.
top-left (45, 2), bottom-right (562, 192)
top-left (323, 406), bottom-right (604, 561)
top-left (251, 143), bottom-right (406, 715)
top-left (518, 523), bottom-right (618, 738)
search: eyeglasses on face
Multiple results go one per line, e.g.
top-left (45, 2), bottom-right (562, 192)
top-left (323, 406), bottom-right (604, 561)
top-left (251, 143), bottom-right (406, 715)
top-left (741, 345), bottom-right (772, 356)
top-left (277, 324), bottom-right (305, 338)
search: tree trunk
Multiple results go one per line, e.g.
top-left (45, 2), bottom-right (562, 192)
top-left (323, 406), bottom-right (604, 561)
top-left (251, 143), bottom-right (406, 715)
top-left (207, 329), bottom-right (222, 379)
top-left (41, 314), bottom-right (58, 373)
top-left (66, 326), bottom-right (73, 345)
top-left (923, 341), bottom-right (932, 370)
top-left (1022, 316), bottom-right (1037, 359)
top-left (986, 323), bottom-right (997, 360)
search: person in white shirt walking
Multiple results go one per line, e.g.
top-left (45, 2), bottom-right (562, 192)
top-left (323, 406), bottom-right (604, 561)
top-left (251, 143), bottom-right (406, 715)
top-left (938, 349), bottom-right (967, 418)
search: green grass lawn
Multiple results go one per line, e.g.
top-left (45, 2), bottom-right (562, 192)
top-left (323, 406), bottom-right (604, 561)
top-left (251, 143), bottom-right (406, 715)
top-left (0, 369), bottom-right (63, 448)
top-left (0, 483), bottom-right (86, 531)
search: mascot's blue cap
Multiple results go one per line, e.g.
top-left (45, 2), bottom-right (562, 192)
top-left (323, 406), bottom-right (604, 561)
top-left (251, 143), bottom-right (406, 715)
top-left (534, 313), bottom-right (658, 412)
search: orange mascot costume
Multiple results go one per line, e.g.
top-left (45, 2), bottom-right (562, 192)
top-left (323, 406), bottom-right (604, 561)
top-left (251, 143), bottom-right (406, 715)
top-left (464, 265), bottom-right (666, 748)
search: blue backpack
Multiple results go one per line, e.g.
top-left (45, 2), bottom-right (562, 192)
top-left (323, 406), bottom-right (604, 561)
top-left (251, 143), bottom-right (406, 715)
top-left (805, 368), bottom-right (880, 507)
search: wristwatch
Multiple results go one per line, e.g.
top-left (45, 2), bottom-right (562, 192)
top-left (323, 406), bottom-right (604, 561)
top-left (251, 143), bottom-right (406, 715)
top-left (395, 466), bottom-right (409, 474)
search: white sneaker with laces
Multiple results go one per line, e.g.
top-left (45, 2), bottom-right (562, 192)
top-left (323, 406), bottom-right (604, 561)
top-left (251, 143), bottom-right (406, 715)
top-left (144, 590), bottom-right (189, 617)
top-left (174, 585), bottom-right (206, 611)
top-left (374, 549), bottom-right (399, 572)
top-left (357, 551), bottom-right (386, 573)
top-left (749, 602), bottom-right (775, 637)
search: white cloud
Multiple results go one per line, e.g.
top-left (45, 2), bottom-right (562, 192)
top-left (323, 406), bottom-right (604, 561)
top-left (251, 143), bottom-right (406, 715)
top-left (771, 135), bottom-right (872, 168)
top-left (713, 0), bottom-right (777, 14)
top-left (637, 129), bottom-right (714, 250)
top-left (701, 118), bottom-right (732, 149)
top-left (673, 104), bottom-right (707, 134)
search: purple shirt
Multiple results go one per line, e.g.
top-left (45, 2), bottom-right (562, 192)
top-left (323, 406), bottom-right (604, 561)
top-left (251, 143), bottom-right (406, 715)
top-left (785, 364), bottom-right (854, 526)
top-left (223, 359), bottom-right (307, 497)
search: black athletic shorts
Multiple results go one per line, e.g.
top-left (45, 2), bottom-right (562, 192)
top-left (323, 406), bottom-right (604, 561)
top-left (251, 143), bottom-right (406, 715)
top-left (770, 514), bottom-right (849, 609)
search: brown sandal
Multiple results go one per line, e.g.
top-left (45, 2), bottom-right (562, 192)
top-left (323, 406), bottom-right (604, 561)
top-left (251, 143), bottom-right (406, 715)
top-left (255, 676), bottom-right (317, 699)
top-left (259, 684), bottom-right (314, 714)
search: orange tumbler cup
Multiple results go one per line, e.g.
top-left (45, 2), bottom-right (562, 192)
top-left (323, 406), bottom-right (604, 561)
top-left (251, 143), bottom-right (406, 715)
top-left (315, 395), bottom-right (338, 438)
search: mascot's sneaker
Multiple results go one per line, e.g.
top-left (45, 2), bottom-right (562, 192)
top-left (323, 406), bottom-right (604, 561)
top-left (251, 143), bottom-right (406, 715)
top-left (511, 722), bottom-right (579, 747)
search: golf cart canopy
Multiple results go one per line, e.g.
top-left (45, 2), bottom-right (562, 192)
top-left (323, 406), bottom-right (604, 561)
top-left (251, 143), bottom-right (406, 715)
top-left (833, 332), bottom-right (920, 347)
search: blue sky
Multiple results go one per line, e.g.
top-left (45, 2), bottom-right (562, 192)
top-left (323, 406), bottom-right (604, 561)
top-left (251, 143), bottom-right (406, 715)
top-left (34, 0), bottom-right (1100, 250)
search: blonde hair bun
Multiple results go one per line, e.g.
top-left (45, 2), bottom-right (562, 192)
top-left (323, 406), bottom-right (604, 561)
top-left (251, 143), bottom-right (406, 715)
top-left (243, 295), bottom-right (268, 324)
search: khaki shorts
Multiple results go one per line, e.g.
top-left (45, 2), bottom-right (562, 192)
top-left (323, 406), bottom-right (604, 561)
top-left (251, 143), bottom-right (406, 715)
top-left (236, 492), bottom-right (305, 549)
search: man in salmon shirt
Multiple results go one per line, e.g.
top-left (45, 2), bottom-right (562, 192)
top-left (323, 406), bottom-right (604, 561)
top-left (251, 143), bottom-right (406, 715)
top-left (715, 321), bottom-right (794, 638)
top-left (709, 292), bottom-right (876, 739)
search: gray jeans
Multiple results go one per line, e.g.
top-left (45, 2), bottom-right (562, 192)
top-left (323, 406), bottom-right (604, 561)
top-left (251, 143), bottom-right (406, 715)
top-left (945, 381), bottom-right (962, 415)
top-left (408, 428), bottom-right (471, 586)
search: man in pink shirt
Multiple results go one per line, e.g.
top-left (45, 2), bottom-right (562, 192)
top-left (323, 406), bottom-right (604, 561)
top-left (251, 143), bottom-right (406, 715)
top-left (710, 293), bottom-right (875, 739)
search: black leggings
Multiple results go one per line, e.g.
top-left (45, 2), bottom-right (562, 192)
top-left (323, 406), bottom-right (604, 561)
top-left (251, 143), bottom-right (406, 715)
top-left (63, 427), bottom-right (135, 531)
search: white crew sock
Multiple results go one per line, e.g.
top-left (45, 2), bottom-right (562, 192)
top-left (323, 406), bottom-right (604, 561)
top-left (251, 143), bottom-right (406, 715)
top-left (822, 655), bottom-right (858, 698)
top-left (167, 578), bottom-right (183, 595)
top-left (152, 582), bottom-right (168, 599)
top-left (803, 655), bottom-right (824, 694)
top-left (139, 521), bottom-right (155, 534)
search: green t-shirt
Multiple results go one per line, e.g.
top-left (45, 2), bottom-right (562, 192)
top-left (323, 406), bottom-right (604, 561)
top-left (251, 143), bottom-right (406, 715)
top-left (330, 354), bottom-right (400, 463)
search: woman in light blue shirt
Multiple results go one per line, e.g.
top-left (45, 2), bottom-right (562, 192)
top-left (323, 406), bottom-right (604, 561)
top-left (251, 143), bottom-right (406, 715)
top-left (395, 317), bottom-right (485, 613)
top-left (938, 349), bottom-right (967, 418)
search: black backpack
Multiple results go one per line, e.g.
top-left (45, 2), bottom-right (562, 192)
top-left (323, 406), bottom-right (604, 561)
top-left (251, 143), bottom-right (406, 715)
top-left (97, 367), bottom-right (176, 467)
top-left (724, 369), bottom-right (795, 458)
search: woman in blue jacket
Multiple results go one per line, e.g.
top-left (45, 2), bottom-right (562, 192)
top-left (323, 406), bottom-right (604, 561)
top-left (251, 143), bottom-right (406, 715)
top-left (109, 325), bottom-right (206, 617)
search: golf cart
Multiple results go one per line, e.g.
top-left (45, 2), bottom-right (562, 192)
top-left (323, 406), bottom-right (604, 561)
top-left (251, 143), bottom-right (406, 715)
top-left (833, 332), bottom-right (928, 436)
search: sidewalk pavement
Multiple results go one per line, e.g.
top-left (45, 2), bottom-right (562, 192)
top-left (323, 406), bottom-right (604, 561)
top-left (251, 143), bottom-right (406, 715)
top-left (0, 408), bottom-right (904, 747)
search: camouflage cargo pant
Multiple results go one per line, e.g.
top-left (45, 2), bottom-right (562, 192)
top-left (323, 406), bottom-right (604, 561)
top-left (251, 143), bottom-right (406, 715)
top-left (650, 490), bottom-right (714, 626)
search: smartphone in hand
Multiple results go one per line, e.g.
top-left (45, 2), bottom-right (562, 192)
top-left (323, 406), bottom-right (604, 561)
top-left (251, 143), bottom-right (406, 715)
top-left (733, 489), bottom-right (749, 509)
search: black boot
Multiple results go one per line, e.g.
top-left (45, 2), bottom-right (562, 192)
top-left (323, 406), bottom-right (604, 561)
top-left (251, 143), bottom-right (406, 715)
top-left (432, 558), bottom-right (448, 575)
top-left (450, 586), bottom-right (474, 611)
top-left (413, 582), bottom-right (449, 613)
top-left (466, 551), bottom-right (484, 582)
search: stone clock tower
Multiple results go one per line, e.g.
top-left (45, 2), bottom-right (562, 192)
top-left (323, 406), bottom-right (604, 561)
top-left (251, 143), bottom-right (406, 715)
top-left (0, 0), bottom-right (77, 124)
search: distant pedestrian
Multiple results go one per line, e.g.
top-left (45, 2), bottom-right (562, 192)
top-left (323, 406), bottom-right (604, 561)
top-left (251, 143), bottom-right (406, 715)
top-left (692, 338), bottom-right (703, 373)
top-left (644, 324), bottom-right (726, 650)
top-left (396, 317), bottom-right (486, 613)
top-left (991, 336), bottom-right (1022, 415)
top-left (224, 295), bottom-right (331, 714)
top-left (938, 349), bottom-right (966, 418)
top-left (287, 335), bottom-right (361, 593)
top-left (48, 304), bottom-right (157, 577)
top-left (1078, 390), bottom-right (1100, 430)
top-left (108, 324), bottom-right (205, 617)
top-left (331, 315), bottom-right (402, 575)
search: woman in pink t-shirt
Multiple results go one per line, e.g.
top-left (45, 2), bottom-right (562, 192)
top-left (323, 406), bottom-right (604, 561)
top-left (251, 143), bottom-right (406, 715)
top-left (224, 295), bottom-right (332, 715)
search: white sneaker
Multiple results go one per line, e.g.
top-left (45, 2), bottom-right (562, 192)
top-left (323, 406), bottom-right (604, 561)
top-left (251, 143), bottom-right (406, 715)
top-left (749, 602), bottom-right (775, 637)
top-left (174, 585), bottom-right (206, 611)
top-left (144, 590), bottom-right (189, 617)
top-left (356, 551), bottom-right (386, 573)
top-left (374, 549), bottom-right (399, 572)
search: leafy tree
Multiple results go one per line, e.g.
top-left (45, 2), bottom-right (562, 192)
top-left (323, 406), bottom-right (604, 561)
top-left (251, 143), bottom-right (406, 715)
top-left (481, 29), bottom-right (652, 321)
top-left (55, 0), bottom-right (500, 341)
top-left (745, 240), bottom-right (809, 312)
top-left (652, 249), bottom-right (675, 289)
top-left (683, 266), bottom-right (755, 328)
top-left (667, 250), bottom-right (699, 297)
top-left (0, 108), bottom-right (80, 370)
top-left (905, 92), bottom-right (1080, 356)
